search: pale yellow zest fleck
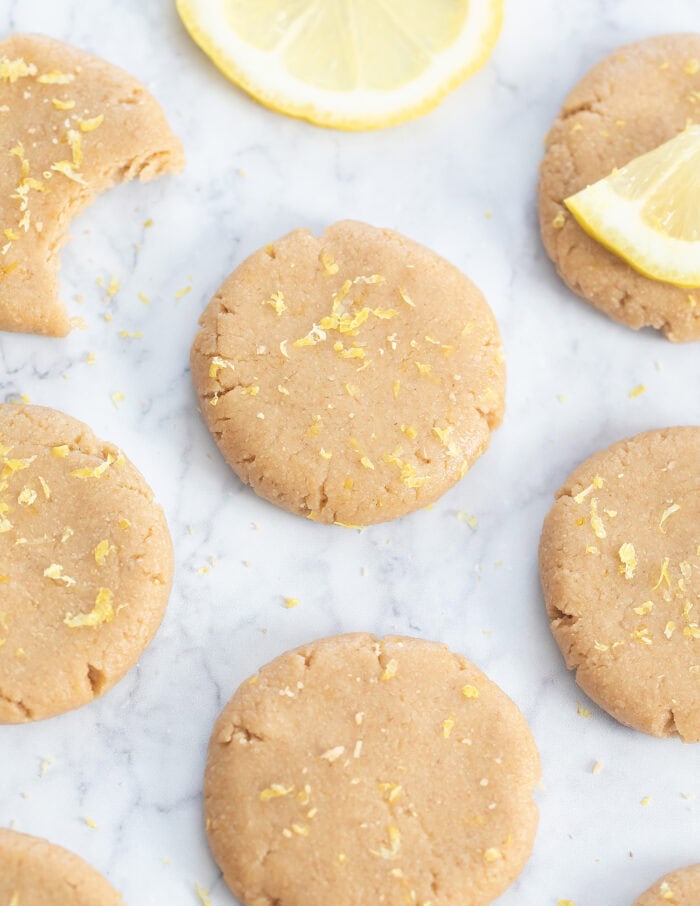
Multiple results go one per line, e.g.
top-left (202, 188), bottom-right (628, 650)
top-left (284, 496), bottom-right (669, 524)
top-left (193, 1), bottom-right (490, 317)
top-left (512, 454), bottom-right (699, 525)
top-left (652, 557), bottom-right (671, 590)
top-left (0, 57), bottom-right (37, 82)
top-left (378, 782), bottom-right (402, 803)
top-left (69, 456), bottom-right (113, 480)
top-left (592, 761), bottom-right (603, 775)
top-left (194, 883), bottom-right (211, 906)
top-left (260, 783), bottom-right (294, 801)
top-left (291, 823), bottom-right (309, 837)
top-left (659, 881), bottom-right (675, 901)
top-left (320, 745), bottom-right (345, 763)
top-left (111, 391), bottom-right (125, 409)
top-left (557, 901), bottom-right (575, 906)
top-left (618, 543), bottom-right (636, 579)
top-left (84, 817), bottom-right (98, 829)
top-left (633, 601), bottom-right (653, 616)
top-left (319, 448), bottom-right (332, 460)
top-left (573, 475), bottom-right (604, 504)
top-left (684, 624), bottom-right (700, 639)
top-left (94, 539), bottom-right (115, 565)
top-left (398, 287), bottom-right (415, 307)
top-left (44, 563), bottom-right (76, 587)
top-left (371, 824), bottom-right (401, 860)
top-left (593, 641), bottom-right (609, 652)
top-left (360, 455), bottom-right (374, 470)
top-left (632, 628), bottom-right (652, 646)
top-left (483, 847), bottom-right (502, 863)
top-left (442, 714), bottom-right (455, 738)
top-left (381, 659), bottom-right (398, 681)
top-left (393, 380), bottom-right (400, 399)
top-left (262, 290), bottom-right (287, 315)
top-left (51, 97), bottom-right (75, 110)
top-left (17, 486), bottom-right (36, 507)
top-left (209, 355), bottom-right (235, 379)
top-left (50, 160), bottom-right (86, 185)
top-left (577, 703), bottom-right (591, 718)
top-left (279, 340), bottom-right (289, 358)
top-left (37, 70), bottom-right (74, 84)
top-left (456, 512), bottom-right (478, 529)
top-left (382, 449), bottom-right (430, 489)
top-left (2, 456), bottom-right (36, 480)
top-left (415, 361), bottom-right (431, 376)
top-left (659, 503), bottom-right (680, 533)
top-left (552, 211), bottom-right (566, 229)
top-left (400, 424), bottom-right (417, 441)
top-left (64, 587), bottom-right (114, 628)
top-left (52, 445), bottom-right (70, 458)
top-left (629, 384), bottom-right (646, 398)
top-left (240, 385), bottom-right (259, 396)
top-left (640, 795), bottom-right (651, 806)
top-left (664, 621), bottom-right (676, 639)
top-left (589, 498), bottom-right (606, 539)
top-left (283, 597), bottom-right (299, 609)
top-left (67, 129), bottom-right (82, 167)
top-left (461, 684), bottom-right (480, 699)
top-left (175, 285), bottom-right (191, 299)
top-left (684, 58), bottom-right (700, 75)
top-left (77, 114), bottom-right (104, 132)
top-left (294, 324), bottom-right (326, 347)
top-left (585, 545), bottom-right (599, 556)
top-left (320, 252), bottom-right (339, 275)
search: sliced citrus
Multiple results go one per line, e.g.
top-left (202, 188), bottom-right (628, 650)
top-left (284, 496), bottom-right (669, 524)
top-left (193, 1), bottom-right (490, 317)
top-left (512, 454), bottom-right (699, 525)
top-left (565, 125), bottom-right (700, 288)
top-left (176, 0), bottom-right (503, 130)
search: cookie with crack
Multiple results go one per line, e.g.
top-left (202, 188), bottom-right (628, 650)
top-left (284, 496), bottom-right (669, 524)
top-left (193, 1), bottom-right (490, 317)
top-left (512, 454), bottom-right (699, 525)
top-left (634, 864), bottom-right (700, 905)
top-left (191, 220), bottom-right (505, 526)
top-left (540, 427), bottom-right (700, 740)
top-left (204, 633), bottom-right (540, 906)
top-left (0, 33), bottom-right (185, 336)
top-left (538, 34), bottom-right (700, 341)
top-left (0, 828), bottom-right (123, 905)
top-left (0, 404), bottom-right (173, 722)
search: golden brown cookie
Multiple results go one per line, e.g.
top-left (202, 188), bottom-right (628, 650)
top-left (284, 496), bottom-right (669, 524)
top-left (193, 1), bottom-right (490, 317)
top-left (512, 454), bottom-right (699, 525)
top-left (191, 220), bottom-right (505, 526)
top-left (204, 633), bottom-right (540, 906)
top-left (0, 33), bottom-right (185, 336)
top-left (0, 828), bottom-right (123, 905)
top-left (0, 404), bottom-right (173, 722)
top-left (539, 34), bottom-right (700, 341)
top-left (634, 864), bottom-right (700, 905)
top-left (540, 427), bottom-right (700, 740)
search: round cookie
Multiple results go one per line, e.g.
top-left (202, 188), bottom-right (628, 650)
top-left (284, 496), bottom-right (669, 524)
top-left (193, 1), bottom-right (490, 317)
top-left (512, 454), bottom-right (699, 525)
top-left (540, 427), bottom-right (700, 740)
top-left (204, 633), bottom-right (540, 906)
top-left (634, 865), bottom-right (700, 905)
top-left (539, 34), bottom-right (700, 342)
top-left (191, 220), bottom-right (505, 526)
top-left (0, 33), bottom-right (185, 337)
top-left (0, 828), bottom-right (123, 905)
top-left (0, 404), bottom-right (173, 722)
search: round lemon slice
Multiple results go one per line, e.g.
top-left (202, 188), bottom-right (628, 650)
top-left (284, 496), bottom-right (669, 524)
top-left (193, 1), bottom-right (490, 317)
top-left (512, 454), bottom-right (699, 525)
top-left (565, 125), bottom-right (700, 288)
top-left (176, 0), bottom-right (503, 130)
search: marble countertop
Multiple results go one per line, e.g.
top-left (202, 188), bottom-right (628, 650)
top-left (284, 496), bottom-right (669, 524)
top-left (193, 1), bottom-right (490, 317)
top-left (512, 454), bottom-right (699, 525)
top-left (1, 0), bottom-right (698, 903)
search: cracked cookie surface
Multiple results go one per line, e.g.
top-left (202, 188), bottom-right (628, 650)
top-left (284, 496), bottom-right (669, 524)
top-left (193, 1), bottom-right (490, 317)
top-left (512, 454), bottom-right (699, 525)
top-left (0, 828), bottom-right (123, 905)
top-left (633, 864), bottom-right (700, 905)
top-left (540, 427), bottom-right (700, 740)
top-left (190, 220), bottom-right (505, 526)
top-left (0, 404), bottom-right (173, 723)
top-left (538, 34), bottom-right (700, 342)
top-left (0, 33), bottom-right (184, 336)
top-left (204, 632), bottom-right (540, 906)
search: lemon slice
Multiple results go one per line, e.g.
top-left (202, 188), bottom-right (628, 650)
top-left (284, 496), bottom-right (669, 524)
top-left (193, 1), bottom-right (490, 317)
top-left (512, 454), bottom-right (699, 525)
top-left (176, 0), bottom-right (503, 130)
top-left (565, 125), bottom-right (700, 288)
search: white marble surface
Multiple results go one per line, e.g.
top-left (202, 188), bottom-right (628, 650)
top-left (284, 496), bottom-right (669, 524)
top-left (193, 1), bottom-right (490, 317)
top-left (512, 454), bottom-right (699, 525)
top-left (0, 0), bottom-right (699, 903)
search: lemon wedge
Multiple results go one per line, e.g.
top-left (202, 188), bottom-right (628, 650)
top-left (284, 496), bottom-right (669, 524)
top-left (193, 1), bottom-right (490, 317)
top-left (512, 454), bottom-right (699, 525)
top-left (565, 125), bottom-right (700, 288)
top-left (176, 0), bottom-right (503, 130)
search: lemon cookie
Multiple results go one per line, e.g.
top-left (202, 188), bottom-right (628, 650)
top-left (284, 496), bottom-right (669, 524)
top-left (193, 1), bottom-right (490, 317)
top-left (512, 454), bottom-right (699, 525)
top-left (634, 865), bottom-right (700, 905)
top-left (0, 404), bottom-right (173, 722)
top-left (540, 427), bottom-right (700, 740)
top-left (204, 633), bottom-right (540, 906)
top-left (539, 34), bottom-right (700, 341)
top-left (0, 828), bottom-right (123, 905)
top-left (0, 33), bottom-right (185, 336)
top-left (191, 220), bottom-right (505, 525)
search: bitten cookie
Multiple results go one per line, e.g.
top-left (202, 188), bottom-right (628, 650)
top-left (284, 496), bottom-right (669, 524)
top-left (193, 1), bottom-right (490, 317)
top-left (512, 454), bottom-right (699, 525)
top-left (0, 828), bottom-right (123, 905)
top-left (0, 404), bottom-right (173, 722)
top-left (539, 34), bottom-right (700, 341)
top-left (191, 220), bottom-right (505, 526)
top-left (540, 427), bottom-right (700, 740)
top-left (0, 33), bottom-right (185, 336)
top-left (634, 864), bottom-right (700, 905)
top-left (204, 633), bottom-right (540, 906)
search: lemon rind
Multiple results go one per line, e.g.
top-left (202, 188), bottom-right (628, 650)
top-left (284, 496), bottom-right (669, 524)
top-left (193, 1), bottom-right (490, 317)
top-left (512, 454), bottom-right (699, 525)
top-left (176, 0), bottom-right (503, 131)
